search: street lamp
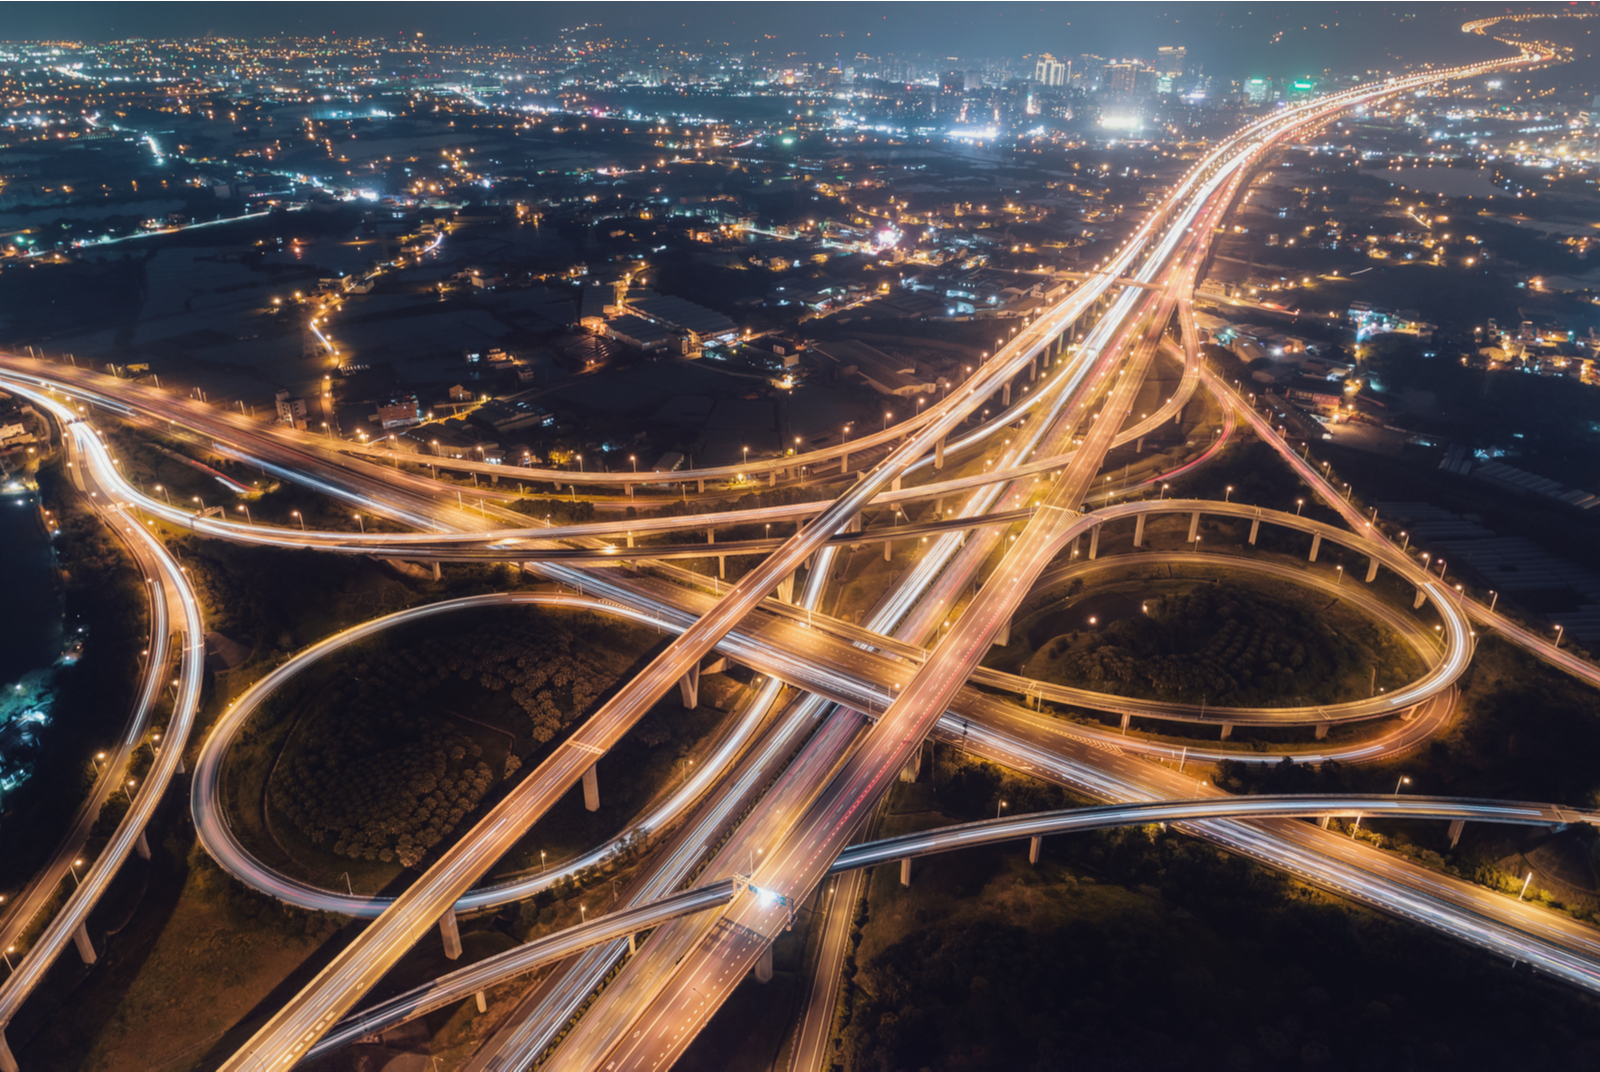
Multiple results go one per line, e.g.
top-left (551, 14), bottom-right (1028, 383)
top-left (1160, 483), bottom-right (1170, 500)
top-left (1335, 564), bottom-right (1344, 586)
top-left (237, 504), bottom-right (252, 525)
top-left (69, 858), bottom-right (84, 887)
top-left (353, 514), bottom-right (364, 533)
top-left (1488, 589), bottom-right (1499, 613)
top-left (629, 454), bottom-right (637, 473)
top-left (1296, 498), bottom-right (1305, 516)
top-left (1555, 624), bottom-right (1565, 649)
top-left (1394, 775), bottom-right (1411, 795)
top-left (291, 510), bottom-right (305, 531)
top-left (1224, 485), bottom-right (1233, 503)
top-left (540, 850), bottom-right (547, 873)
top-left (997, 799), bottom-right (1007, 819)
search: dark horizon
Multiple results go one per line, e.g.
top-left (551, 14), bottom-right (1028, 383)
top-left (0, 2), bottom-right (1540, 79)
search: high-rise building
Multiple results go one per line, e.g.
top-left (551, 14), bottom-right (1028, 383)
top-left (1103, 61), bottom-right (1139, 96)
top-left (1244, 77), bottom-right (1272, 104)
top-left (1033, 53), bottom-right (1067, 87)
top-left (1158, 45), bottom-right (1186, 78)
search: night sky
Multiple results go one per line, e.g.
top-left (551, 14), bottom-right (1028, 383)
top-left (2, 2), bottom-right (1555, 79)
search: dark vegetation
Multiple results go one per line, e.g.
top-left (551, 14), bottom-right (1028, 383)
top-left (0, 460), bottom-right (147, 892)
top-left (265, 614), bottom-right (626, 867)
top-left (839, 751), bottom-right (1600, 1072)
top-left (1027, 584), bottom-right (1378, 706)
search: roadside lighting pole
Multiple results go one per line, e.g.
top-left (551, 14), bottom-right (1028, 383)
top-left (997, 799), bottom-right (1007, 819)
top-left (629, 454), bottom-right (637, 473)
top-left (1335, 564), bottom-right (1344, 586)
top-left (540, 850), bottom-right (547, 874)
top-left (1400, 530), bottom-right (1410, 552)
top-left (237, 504), bottom-right (252, 525)
top-left (291, 511), bottom-right (305, 531)
top-left (1394, 775), bottom-right (1411, 795)
top-left (1224, 485), bottom-right (1234, 503)
top-left (1555, 624), bottom-right (1565, 649)
top-left (69, 858), bottom-right (84, 887)
top-left (155, 484), bottom-right (170, 504)
top-left (1489, 590), bottom-right (1499, 613)
top-left (1296, 498), bottom-right (1304, 515)
top-left (353, 514), bottom-right (364, 533)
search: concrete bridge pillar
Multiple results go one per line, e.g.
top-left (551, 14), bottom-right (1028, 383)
top-left (582, 763), bottom-right (601, 812)
top-left (1414, 588), bottom-right (1427, 609)
top-left (884, 539), bottom-right (892, 562)
top-left (1448, 819), bottom-right (1465, 849)
top-left (1366, 557), bottom-right (1380, 583)
top-left (776, 572), bottom-right (795, 604)
top-left (73, 920), bottom-right (96, 965)
top-left (135, 829), bottom-right (150, 861)
top-left (1029, 836), bottom-right (1042, 865)
top-left (628, 933), bottom-right (638, 955)
top-left (1135, 436), bottom-right (1144, 454)
top-left (439, 908), bottom-right (462, 960)
top-left (992, 617), bottom-right (1011, 648)
top-left (769, 469), bottom-right (776, 487)
top-left (1088, 524), bottom-right (1102, 560)
top-left (901, 743), bottom-right (923, 783)
top-left (1308, 533), bottom-right (1322, 562)
top-left (755, 943), bottom-right (774, 983)
top-left (718, 555), bottom-right (726, 579)
top-left (1315, 723), bottom-right (1329, 740)
top-left (698, 478), bottom-right (705, 493)
top-left (1317, 816), bottom-right (1331, 829)
top-left (1120, 712), bottom-right (1131, 733)
top-left (1134, 514), bottom-right (1146, 547)
top-left (1002, 382), bottom-right (1011, 407)
top-left (840, 451), bottom-right (849, 474)
top-left (0, 1028), bottom-right (17, 1072)
top-left (934, 436), bottom-right (946, 470)
top-left (679, 662), bottom-right (701, 709)
top-left (433, 561), bottom-right (441, 581)
top-left (1248, 518), bottom-right (1260, 545)
top-left (1029, 357), bottom-right (1037, 382)
top-left (900, 857), bottom-right (912, 887)
top-left (626, 532), bottom-right (634, 548)
top-left (475, 991), bottom-right (488, 1013)
top-left (1187, 511), bottom-right (1201, 543)
top-left (892, 474), bottom-right (902, 492)
top-left (1219, 723), bottom-right (1233, 740)
top-left (624, 484), bottom-right (633, 498)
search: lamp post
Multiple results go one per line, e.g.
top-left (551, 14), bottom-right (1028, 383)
top-left (69, 858), bottom-right (84, 887)
top-left (237, 504), bottom-right (252, 525)
top-left (291, 510), bottom-right (305, 531)
top-left (1296, 498), bottom-right (1305, 516)
top-left (997, 799), bottom-right (1007, 819)
top-left (1555, 624), bottom-right (1565, 649)
top-left (1488, 589), bottom-right (1499, 613)
top-left (1394, 775), bottom-right (1411, 795)
top-left (353, 514), bottom-right (364, 533)
top-left (1224, 485), bottom-right (1234, 503)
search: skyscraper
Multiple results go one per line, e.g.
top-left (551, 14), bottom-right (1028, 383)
top-left (1033, 53), bottom-right (1066, 87)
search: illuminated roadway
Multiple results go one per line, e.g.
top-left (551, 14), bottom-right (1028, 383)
top-left (0, 32), bottom-right (1573, 1072)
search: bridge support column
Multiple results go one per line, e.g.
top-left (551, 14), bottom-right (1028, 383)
top-left (679, 663), bottom-right (701, 709)
top-left (1134, 514), bottom-right (1145, 547)
top-left (1366, 558), bottom-right (1379, 583)
top-left (901, 743), bottom-right (922, 782)
top-left (433, 561), bottom-right (441, 581)
top-left (1029, 357), bottom-right (1037, 382)
top-left (992, 617), bottom-right (1011, 647)
top-left (884, 539), bottom-right (891, 562)
top-left (1002, 382), bottom-right (1011, 406)
top-left (1414, 588), bottom-right (1426, 609)
top-left (1219, 723), bottom-right (1233, 740)
top-left (626, 532), bottom-right (634, 548)
top-left (1187, 511), bottom-right (1200, 543)
top-left (776, 572), bottom-right (795, 603)
top-left (135, 829), bottom-right (150, 860)
top-left (625, 484), bottom-right (633, 498)
top-left (1120, 712), bottom-right (1131, 734)
top-left (755, 943), bottom-right (774, 983)
top-left (439, 908), bottom-right (462, 960)
top-left (1088, 524), bottom-right (1101, 560)
top-left (718, 555), bottom-right (726, 579)
top-left (841, 451), bottom-right (848, 474)
top-left (1317, 816), bottom-right (1331, 829)
top-left (698, 478), bottom-right (705, 493)
top-left (769, 470), bottom-right (776, 487)
top-left (0, 1028), bottom-right (16, 1072)
top-left (475, 991), bottom-right (487, 1013)
top-left (1315, 724), bottom-right (1328, 740)
top-left (934, 437), bottom-right (946, 470)
top-left (892, 474), bottom-right (902, 492)
top-left (1248, 518), bottom-right (1260, 545)
top-left (1308, 534), bottom-right (1322, 562)
top-left (628, 933), bottom-right (638, 955)
top-left (582, 763), bottom-right (601, 812)
top-left (73, 920), bottom-right (96, 965)
top-left (1135, 436), bottom-right (1144, 454)
top-left (1448, 819), bottom-right (1465, 849)
top-left (900, 857), bottom-right (912, 887)
top-left (1029, 835), bottom-right (1042, 865)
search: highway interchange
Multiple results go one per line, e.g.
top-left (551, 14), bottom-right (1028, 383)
top-left (0, 19), bottom-right (1596, 1072)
